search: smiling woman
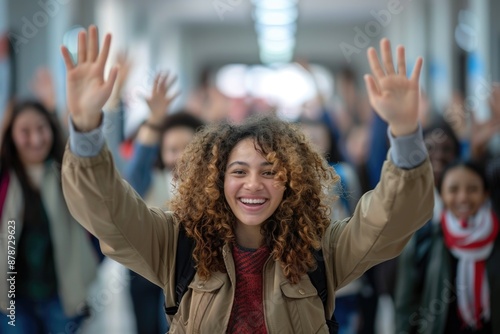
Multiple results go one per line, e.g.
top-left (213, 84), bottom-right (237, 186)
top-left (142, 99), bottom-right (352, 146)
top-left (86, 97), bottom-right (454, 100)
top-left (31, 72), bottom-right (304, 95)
top-left (0, 100), bottom-right (99, 333)
top-left (171, 116), bottom-right (336, 282)
top-left (61, 25), bottom-right (434, 333)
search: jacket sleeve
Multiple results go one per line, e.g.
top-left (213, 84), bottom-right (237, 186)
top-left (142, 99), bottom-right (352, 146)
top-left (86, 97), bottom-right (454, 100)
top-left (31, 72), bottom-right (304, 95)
top-left (323, 155), bottom-right (434, 291)
top-left (61, 143), bottom-right (176, 288)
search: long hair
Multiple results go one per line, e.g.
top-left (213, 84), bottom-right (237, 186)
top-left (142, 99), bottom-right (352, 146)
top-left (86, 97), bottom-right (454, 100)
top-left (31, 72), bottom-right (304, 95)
top-left (170, 115), bottom-right (339, 284)
top-left (0, 100), bottom-right (65, 223)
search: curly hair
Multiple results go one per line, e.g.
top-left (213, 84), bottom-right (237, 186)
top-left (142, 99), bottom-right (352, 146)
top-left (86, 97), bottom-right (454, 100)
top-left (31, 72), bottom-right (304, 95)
top-left (170, 115), bottom-right (339, 284)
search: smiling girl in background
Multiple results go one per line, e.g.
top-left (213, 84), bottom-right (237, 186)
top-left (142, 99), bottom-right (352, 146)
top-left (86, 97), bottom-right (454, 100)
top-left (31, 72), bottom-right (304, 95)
top-left (0, 101), bottom-right (99, 334)
top-left (397, 160), bottom-right (500, 334)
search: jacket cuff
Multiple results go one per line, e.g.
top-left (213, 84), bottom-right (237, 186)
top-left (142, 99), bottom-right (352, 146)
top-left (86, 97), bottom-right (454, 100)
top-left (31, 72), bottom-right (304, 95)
top-left (68, 113), bottom-right (105, 157)
top-left (387, 124), bottom-right (427, 169)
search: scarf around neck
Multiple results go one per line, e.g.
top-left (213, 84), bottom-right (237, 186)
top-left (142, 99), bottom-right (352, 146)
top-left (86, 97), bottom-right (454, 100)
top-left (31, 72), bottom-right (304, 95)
top-left (441, 202), bottom-right (499, 329)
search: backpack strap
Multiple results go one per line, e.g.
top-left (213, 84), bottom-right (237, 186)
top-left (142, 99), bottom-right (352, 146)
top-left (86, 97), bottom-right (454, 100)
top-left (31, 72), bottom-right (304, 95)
top-left (165, 224), bottom-right (196, 316)
top-left (308, 249), bottom-right (339, 334)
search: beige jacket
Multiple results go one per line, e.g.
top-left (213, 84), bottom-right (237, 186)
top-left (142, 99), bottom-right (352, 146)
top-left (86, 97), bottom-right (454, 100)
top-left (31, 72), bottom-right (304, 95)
top-left (62, 144), bottom-right (433, 333)
top-left (0, 166), bottom-right (99, 316)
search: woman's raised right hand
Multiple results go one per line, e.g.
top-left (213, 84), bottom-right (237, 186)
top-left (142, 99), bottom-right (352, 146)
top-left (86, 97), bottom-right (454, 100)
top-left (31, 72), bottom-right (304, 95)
top-left (61, 25), bottom-right (118, 131)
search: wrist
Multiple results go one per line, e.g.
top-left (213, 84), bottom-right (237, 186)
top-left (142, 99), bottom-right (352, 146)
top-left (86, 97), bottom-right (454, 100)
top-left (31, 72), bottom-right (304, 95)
top-left (72, 113), bottom-right (103, 132)
top-left (389, 123), bottom-right (418, 137)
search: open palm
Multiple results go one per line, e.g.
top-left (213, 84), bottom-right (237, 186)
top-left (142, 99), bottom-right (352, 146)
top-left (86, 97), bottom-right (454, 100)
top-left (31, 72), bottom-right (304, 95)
top-left (364, 39), bottom-right (423, 136)
top-left (145, 72), bottom-right (180, 124)
top-left (61, 25), bottom-right (118, 131)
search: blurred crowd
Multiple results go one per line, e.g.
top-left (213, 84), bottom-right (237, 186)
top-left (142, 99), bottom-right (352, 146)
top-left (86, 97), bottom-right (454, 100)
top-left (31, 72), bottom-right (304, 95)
top-left (1, 43), bottom-right (500, 334)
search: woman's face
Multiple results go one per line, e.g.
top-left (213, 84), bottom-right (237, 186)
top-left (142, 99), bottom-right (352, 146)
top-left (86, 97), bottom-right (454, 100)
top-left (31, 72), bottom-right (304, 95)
top-left (12, 108), bottom-right (53, 165)
top-left (224, 138), bottom-right (285, 229)
top-left (161, 127), bottom-right (195, 170)
top-left (441, 166), bottom-right (487, 220)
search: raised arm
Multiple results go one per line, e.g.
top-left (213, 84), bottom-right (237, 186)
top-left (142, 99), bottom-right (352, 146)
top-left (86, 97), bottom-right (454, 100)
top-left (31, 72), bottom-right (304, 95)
top-left (136, 72), bottom-right (179, 145)
top-left (101, 52), bottom-right (132, 174)
top-left (124, 72), bottom-right (179, 196)
top-left (471, 84), bottom-right (500, 159)
top-left (60, 26), bottom-right (176, 288)
top-left (323, 39), bottom-right (433, 294)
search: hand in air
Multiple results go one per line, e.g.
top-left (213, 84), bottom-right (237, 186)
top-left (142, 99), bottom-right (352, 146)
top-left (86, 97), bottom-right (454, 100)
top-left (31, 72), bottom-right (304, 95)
top-left (364, 38), bottom-right (423, 137)
top-left (60, 25), bottom-right (118, 131)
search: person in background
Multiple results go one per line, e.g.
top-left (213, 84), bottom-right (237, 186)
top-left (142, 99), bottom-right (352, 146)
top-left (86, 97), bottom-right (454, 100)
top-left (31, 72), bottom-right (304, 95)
top-left (0, 100), bottom-right (99, 334)
top-left (395, 118), bottom-right (461, 334)
top-left (122, 72), bottom-right (203, 334)
top-left (397, 160), bottom-right (500, 333)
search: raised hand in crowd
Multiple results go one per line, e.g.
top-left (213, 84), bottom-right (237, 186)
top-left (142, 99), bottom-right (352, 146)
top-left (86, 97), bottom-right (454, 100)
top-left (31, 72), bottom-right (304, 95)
top-left (471, 83), bottom-right (500, 159)
top-left (106, 51), bottom-right (133, 111)
top-left (135, 72), bottom-right (180, 145)
top-left (364, 38), bottom-right (423, 137)
top-left (60, 25), bottom-right (118, 131)
top-left (31, 67), bottom-right (57, 113)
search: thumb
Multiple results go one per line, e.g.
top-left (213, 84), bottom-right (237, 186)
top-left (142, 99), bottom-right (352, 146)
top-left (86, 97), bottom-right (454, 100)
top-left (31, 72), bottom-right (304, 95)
top-left (364, 74), bottom-right (380, 110)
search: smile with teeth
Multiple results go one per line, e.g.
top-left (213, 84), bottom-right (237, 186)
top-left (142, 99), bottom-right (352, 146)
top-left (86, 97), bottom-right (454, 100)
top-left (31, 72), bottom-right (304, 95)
top-left (240, 198), bottom-right (267, 205)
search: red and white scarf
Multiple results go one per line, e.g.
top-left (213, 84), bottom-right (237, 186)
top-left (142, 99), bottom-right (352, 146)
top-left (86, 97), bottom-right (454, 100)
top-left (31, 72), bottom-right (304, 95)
top-left (441, 203), bottom-right (499, 329)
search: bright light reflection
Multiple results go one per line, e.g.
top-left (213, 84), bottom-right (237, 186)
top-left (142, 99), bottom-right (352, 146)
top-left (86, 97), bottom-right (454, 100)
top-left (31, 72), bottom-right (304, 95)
top-left (256, 25), bottom-right (296, 41)
top-left (253, 7), bottom-right (298, 25)
top-left (252, 0), bottom-right (298, 10)
top-left (259, 38), bottom-right (295, 53)
top-left (216, 63), bottom-right (317, 121)
top-left (215, 64), bottom-right (248, 98)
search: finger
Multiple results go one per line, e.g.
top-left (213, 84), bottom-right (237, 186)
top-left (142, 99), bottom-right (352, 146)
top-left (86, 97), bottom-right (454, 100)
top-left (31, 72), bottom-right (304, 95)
top-left (396, 45), bottom-right (406, 77)
top-left (77, 30), bottom-right (87, 64)
top-left (152, 74), bottom-right (159, 92)
top-left (88, 25), bottom-right (99, 62)
top-left (168, 90), bottom-right (181, 104)
top-left (153, 73), bottom-right (162, 92)
top-left (158, 73), bottom-right (169, 93)
top-left (364, 74), bottom-right (380, 105)
top-left (410, 57), bottom-right (423, 83)
top-left (380, 38), bottom-right (395, 75)
top-left (104, 66), bottom-right (119, 96)
top-left (97, 33), bottom-right (112, 70)
top-left (367, 47), bottom-right (385, 81)
top-left (61, 46), bottom-right (75, 70)
top-left (166, 75), bottom-right (178, 91)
